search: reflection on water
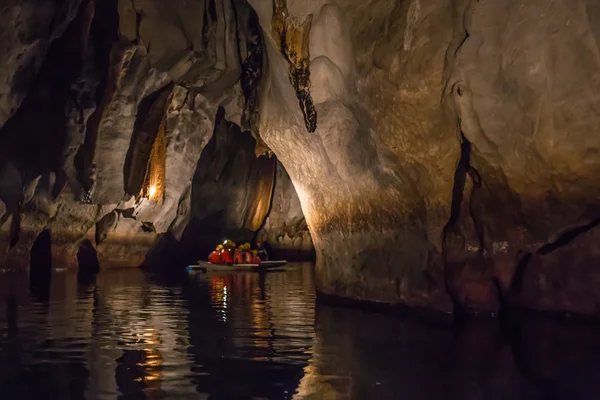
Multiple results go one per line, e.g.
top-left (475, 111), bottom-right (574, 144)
top-left (1, 264), bottom-right (600, 399)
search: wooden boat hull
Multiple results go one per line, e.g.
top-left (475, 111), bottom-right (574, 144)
top-left (188, 260), bottom-right (287, 272)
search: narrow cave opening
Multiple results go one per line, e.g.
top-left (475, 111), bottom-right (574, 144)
top-left (176, 108), bottom-right (275, 264)
top-left (256, 160), bottom-right (316, 262)
top-left (123, 86), bottom-right (171, 198)
top-left (171, 107), bottom-right (314, 265)
top-left (140, 115), bottom-right (167, 202)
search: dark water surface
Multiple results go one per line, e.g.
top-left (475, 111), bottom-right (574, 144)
top-left (1, 263), bottom-right (600, 399)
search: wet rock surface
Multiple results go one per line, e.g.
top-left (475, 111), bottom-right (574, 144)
top-left (444, 0), bottom-right (600, 315)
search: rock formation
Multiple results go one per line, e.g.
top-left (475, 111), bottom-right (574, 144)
top-left (248, 0), bottom-right (600, 316)
top-left (257, 160), bottom-right (314, 260)
top-left (0, 0), bottom-right (278, 269)
top-left (0, 0), bottom-right (84, 128)
top-left (1, 0), bottom-right (600, 317)
top-left (250, 0), bottom-right (457, 312)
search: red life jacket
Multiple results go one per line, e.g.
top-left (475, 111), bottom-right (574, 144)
top-left (221, 250), bottom-right (233, 264)
top-left (252, 255), bottom-right (261, 264)
top-left (208, 251), bottom-right (221, 264)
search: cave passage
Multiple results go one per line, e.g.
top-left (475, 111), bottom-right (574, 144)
top-left (176, 108), bottom-right (280, 264)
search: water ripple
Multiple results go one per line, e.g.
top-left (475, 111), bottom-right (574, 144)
top-left (0, 264), bottom-right (318, 399)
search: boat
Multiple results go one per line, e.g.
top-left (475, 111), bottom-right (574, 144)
top-left (188, 260), bottom-right (287, 272)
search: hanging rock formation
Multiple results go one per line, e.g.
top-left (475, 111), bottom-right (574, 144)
top-left (271, 0), bottom-right (317, 133)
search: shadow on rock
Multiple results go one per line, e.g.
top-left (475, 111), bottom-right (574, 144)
top-left (29, 229), bottom-right (52, 301)
top-left (77, 239), bottom-right (100, 285)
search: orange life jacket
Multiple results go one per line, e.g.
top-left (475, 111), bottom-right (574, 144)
top-left (252, 255), bottom-right (261, 264)
top-left (233, 250), bottom-right (244, 264)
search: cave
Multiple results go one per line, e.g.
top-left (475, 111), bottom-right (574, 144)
top-left (0, 0), bottom-right (598, 318)
top-left (0, 0), bottom-right (598, 317)
top-left (1, 0), bottom-right (600, 397)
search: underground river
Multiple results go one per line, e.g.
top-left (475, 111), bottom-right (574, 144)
top-left (1, 263), bottom-right (600, 399)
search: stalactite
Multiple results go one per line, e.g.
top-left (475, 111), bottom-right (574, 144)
top-left (141, 115), bottom-right (166, 202)
top-left (240, 8), bottom-right (264, 139)
top-left (271, 0), bottom-right (317, 133)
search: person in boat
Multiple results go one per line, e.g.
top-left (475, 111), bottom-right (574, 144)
top-left (251, 250), bottom-right (261, 264)
top-left (233, 247), bottom-right (244, 264)
top-left (243, 248), bottom-right (253, 263)
top-left (221, 246), bottom-right (233, 264)
top-left (208, 246), bottom-right (222, 264)
top-left (236, 242), bottom-right (250, 263)
top-left (256, 241), bottom-right (269, 261)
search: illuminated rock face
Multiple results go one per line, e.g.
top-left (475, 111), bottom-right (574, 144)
top-left (251, 0), bottom-right (456, 312)
top-left (248, 0), bottom-right (600, 315)
top-left (257, 161), bottom-right (314, 261)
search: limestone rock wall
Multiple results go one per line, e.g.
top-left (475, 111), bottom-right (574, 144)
top-left (0, 0), bottom-right (270, 269)
top-left (0, 0), bottom-right (83, 128)
top-left (248, 0), bottom-right (600, 316)
top-left (250, 0), bottom-right (456, 311)
top-left (445, 0), bottom-right (600, 315)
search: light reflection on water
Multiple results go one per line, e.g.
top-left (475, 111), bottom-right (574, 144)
top-left (0, 264), bottom-right (317, 399)
top-left (1, 263), bottom-right (600, 399)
